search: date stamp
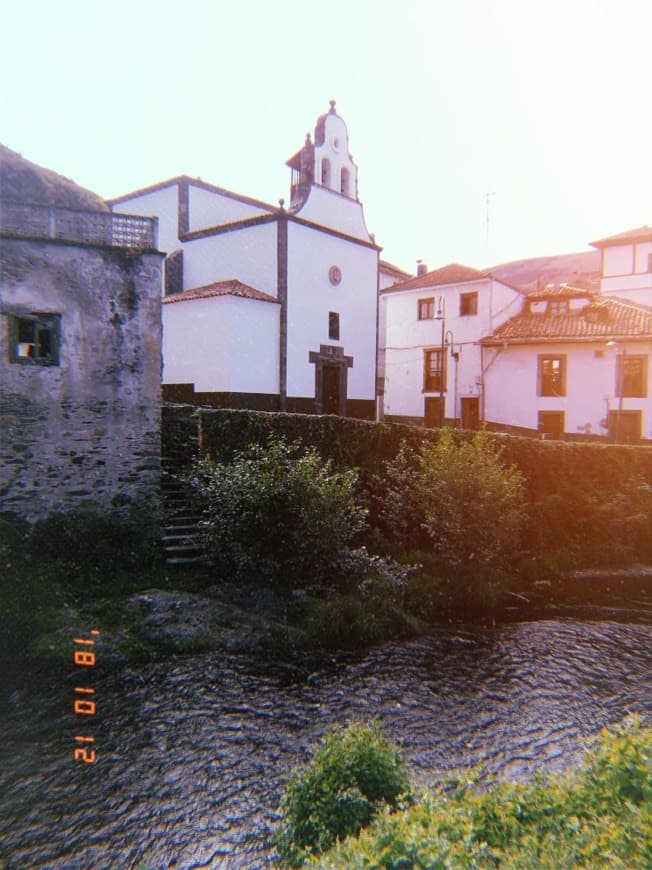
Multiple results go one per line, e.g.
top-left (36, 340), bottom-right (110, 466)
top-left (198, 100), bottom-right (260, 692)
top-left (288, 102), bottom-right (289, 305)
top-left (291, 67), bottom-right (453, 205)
top-left (73, 630), bottom-right (99, 763)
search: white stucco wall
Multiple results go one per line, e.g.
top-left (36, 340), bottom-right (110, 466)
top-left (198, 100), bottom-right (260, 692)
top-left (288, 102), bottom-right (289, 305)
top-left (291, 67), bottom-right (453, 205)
top-left (381, 278), bottom-right (522, 421)
top-left (294, 186), bottom-right (372, 242)
top-left (182, 222), bottom-right (278, 296)
top-left (111, 185), bottom-right (180, 256)
top-left (484, 341), bottom-right (652, 439)
top-left (634, 241), bottom-right (652, 273)
top-left (162, 295), bottom-right (279, 394)
top-left (603, 244), bottom-right (634, 277)
top-left (188, 184), bottom-right (271, 232)
top-left (285, 221), bottom-right (377, 400)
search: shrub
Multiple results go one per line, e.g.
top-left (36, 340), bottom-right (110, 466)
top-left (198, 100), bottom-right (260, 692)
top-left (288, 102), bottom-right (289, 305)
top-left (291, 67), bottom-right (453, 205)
top-left (275, 721), bottom-right (411, 866)
top-left (310, 717), bottom-right (652, 869)
top-left (379, 429), bottom-right (525, 570)
top-left (304, 549), bottom-right (422, 648)
top-left (184, 436), bottom-right (367, 588)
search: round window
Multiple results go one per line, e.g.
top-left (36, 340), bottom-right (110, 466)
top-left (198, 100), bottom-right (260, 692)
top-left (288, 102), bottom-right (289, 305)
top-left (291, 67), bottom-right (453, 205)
top-left (329, 265), bottom-right (342, 285)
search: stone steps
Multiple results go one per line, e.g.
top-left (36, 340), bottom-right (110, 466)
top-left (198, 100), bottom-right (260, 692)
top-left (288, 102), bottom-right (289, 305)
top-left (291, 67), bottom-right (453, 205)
top-left (160, 459), bottom-right (207, 567)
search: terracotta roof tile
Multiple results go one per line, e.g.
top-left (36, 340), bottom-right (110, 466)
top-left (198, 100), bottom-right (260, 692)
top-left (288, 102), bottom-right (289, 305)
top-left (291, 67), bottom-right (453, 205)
top-left (382, 262), bottom-right (489, 293)
top-left (162, 279), bottom-right (279, 305)
top-left (484, 297), bottom-right (652, 344)
top-left (527, 283), bottom-right (597, 301)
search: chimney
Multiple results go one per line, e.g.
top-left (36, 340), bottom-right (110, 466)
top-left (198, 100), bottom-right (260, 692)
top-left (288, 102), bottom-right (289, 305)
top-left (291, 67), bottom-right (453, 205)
top-left (417, 259), bottom-right (428, 276)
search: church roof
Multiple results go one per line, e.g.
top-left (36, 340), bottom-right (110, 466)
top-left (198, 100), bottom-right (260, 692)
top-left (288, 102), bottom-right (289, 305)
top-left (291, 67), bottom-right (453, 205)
top-left (483, 296), bottom-right (652, 345)
top-left (0, 143), bottom-right (108, 211)
top-left (162, 279), bottom-right (279, 305)
top-left (379, 259), bottom-right (413, 281)
top-left (381, 263), bottom-right (490, 293)
top-left (590, 226), bottom-right (652, 248)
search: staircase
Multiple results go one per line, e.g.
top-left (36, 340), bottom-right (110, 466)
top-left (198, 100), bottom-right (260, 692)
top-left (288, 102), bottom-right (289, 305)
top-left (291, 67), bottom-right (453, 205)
top-left (160, 453), bottom-right (207, 568)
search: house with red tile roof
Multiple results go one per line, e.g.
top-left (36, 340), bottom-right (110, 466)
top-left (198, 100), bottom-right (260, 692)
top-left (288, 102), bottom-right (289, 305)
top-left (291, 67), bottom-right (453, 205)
top-left (481, 284), bottom-right (652, 443)
top-left (109, 103), bottom-right (380, 418)
top-left (379, 263), bottom-right (524, 427)
top-left (380, 235), bottom-right (651, 442)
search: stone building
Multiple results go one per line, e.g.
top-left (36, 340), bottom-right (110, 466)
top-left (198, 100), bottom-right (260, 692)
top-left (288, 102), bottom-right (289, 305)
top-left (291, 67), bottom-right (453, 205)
top-left (0, 144), bottom-right (164, 522)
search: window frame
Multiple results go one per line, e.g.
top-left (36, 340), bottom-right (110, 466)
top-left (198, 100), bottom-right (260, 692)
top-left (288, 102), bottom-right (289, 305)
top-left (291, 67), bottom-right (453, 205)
top-left (459, 291), bottom-right (478, 316)
top-left (537, 354), bottom-right (566, 397)
top-left (8, 313), bottom-right (61, 366)
top-left (616, 354), bottom-right (648, 398)
top-left (418, 297), bottom-right (435, 320)
top-left (423, 347), bottom-right (446, 392)
top-left (328, 311), bottom-right (340, 341)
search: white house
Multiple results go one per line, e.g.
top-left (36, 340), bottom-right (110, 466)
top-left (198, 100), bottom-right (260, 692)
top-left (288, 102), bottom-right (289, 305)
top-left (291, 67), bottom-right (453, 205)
top-left (109, 102), bottom-right (380, 419)
top-left (591, 226), bottom-right (652, 307)
top-left (379, 263), bottom-right (524, 427)
top-left (481, 284), bottom-right (652, 443)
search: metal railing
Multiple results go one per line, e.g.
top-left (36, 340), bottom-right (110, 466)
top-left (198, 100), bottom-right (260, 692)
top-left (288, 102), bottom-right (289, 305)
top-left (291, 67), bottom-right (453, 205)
top-left (0, 200), bottom-right (158, 250)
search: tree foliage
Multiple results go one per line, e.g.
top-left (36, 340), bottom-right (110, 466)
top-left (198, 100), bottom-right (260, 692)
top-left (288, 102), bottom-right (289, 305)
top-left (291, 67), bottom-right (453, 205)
top-left (379, 429), bottom-right (525, 569)
top-left (309, 717), bottom-right (652, 869)
top-left (184, 436), bottom-right (368, 587)
top-left (275, 721), bottom-right (411, 866)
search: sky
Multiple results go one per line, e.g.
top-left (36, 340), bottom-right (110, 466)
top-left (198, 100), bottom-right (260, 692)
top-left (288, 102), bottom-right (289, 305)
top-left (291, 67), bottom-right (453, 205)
top-left (1, 0), bottom-right (651, 272)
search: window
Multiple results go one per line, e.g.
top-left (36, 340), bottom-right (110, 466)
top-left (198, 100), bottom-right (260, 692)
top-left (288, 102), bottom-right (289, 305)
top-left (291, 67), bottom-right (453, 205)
top-left (328, 311), bottom-right (340, 341)
top-left (548, 300), bottom-right (569, 315)
top-left (340, 167), bottom-right (350, 196)
top-left (9, 313), bottom-right (60, 366)
top-left (424, 348), bottom-right (446, 392)
top-left (321, 158), bottom-right (331, 186)
top-left (418, 297), bottom-right (435, 320)
top-left (616, 354), bottom-right (648, 397)
top-left (538, 355), bottom-right (566, 396)
top-left (459, 291), bottom-right (478, 316)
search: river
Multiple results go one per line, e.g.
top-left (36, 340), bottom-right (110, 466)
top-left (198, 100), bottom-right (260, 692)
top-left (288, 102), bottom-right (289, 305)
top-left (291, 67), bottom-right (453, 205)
top-left (2, 616), bottom-right (651, 869)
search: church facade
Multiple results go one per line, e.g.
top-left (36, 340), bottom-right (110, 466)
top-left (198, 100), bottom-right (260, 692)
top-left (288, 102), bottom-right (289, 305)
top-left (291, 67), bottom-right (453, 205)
top-left (110, 102), bottom-right (380, 419)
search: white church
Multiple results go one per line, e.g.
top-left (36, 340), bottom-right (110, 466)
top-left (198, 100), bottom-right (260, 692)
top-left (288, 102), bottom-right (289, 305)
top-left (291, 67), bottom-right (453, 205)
top-left (110, 102), bottom-right (381, 419)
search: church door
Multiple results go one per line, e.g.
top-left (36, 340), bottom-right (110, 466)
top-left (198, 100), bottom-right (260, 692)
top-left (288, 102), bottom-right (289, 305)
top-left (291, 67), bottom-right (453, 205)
top-left (322, 364), bottom-right (341, 415)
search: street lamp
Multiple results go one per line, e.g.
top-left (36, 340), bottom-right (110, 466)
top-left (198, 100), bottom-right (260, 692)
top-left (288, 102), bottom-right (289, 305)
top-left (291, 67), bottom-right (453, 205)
top-left (435, 298), bottom-right (445, 426)
top-left (446, 330), bottom-right (458, 425)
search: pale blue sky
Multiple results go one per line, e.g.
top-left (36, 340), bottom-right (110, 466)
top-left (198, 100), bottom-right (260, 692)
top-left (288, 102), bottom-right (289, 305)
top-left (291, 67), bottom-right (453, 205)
top-left (2, 0), bottom-right (650, 271)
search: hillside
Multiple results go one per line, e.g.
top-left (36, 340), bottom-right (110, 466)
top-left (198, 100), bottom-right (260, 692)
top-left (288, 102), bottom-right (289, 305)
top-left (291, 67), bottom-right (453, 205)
top-left (490, 249), bottom-right (601, 293)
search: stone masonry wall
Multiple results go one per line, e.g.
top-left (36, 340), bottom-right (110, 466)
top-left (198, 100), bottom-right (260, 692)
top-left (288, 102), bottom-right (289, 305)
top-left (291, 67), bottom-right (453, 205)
top-left (0, 238), bottom-right (163, 522)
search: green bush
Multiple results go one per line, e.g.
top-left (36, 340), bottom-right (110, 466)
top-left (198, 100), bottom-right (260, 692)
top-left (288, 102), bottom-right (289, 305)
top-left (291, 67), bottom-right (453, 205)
top-left (304, 549), bottom-right (422, 648)
top-left (170, 407), bottom-right (652, 573)
top-left (379, 429), bottom-right (525, 570)
top-left (184, 436), bottom-right (367, 588)
top-left (275, 721), bottom-right (411, 866)
top-left (310, 717), bottom-right (652, 869)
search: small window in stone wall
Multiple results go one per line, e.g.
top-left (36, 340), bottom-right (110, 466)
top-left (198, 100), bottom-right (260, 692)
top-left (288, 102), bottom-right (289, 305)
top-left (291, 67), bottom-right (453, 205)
top-left (8, 313), bottom-right (61, 366)
top-left (329, 311), bottom-right (340, 341)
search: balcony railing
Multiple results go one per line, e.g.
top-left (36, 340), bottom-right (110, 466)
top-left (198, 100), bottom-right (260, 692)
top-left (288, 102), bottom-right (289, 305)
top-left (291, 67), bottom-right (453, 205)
top-left (0, 200), bottom-right (158, 251)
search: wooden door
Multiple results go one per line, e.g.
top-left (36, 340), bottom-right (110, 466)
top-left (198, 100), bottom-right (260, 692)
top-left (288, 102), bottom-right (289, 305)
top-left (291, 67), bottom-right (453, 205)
top-left (461, 397), bottom-right (480, 430)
